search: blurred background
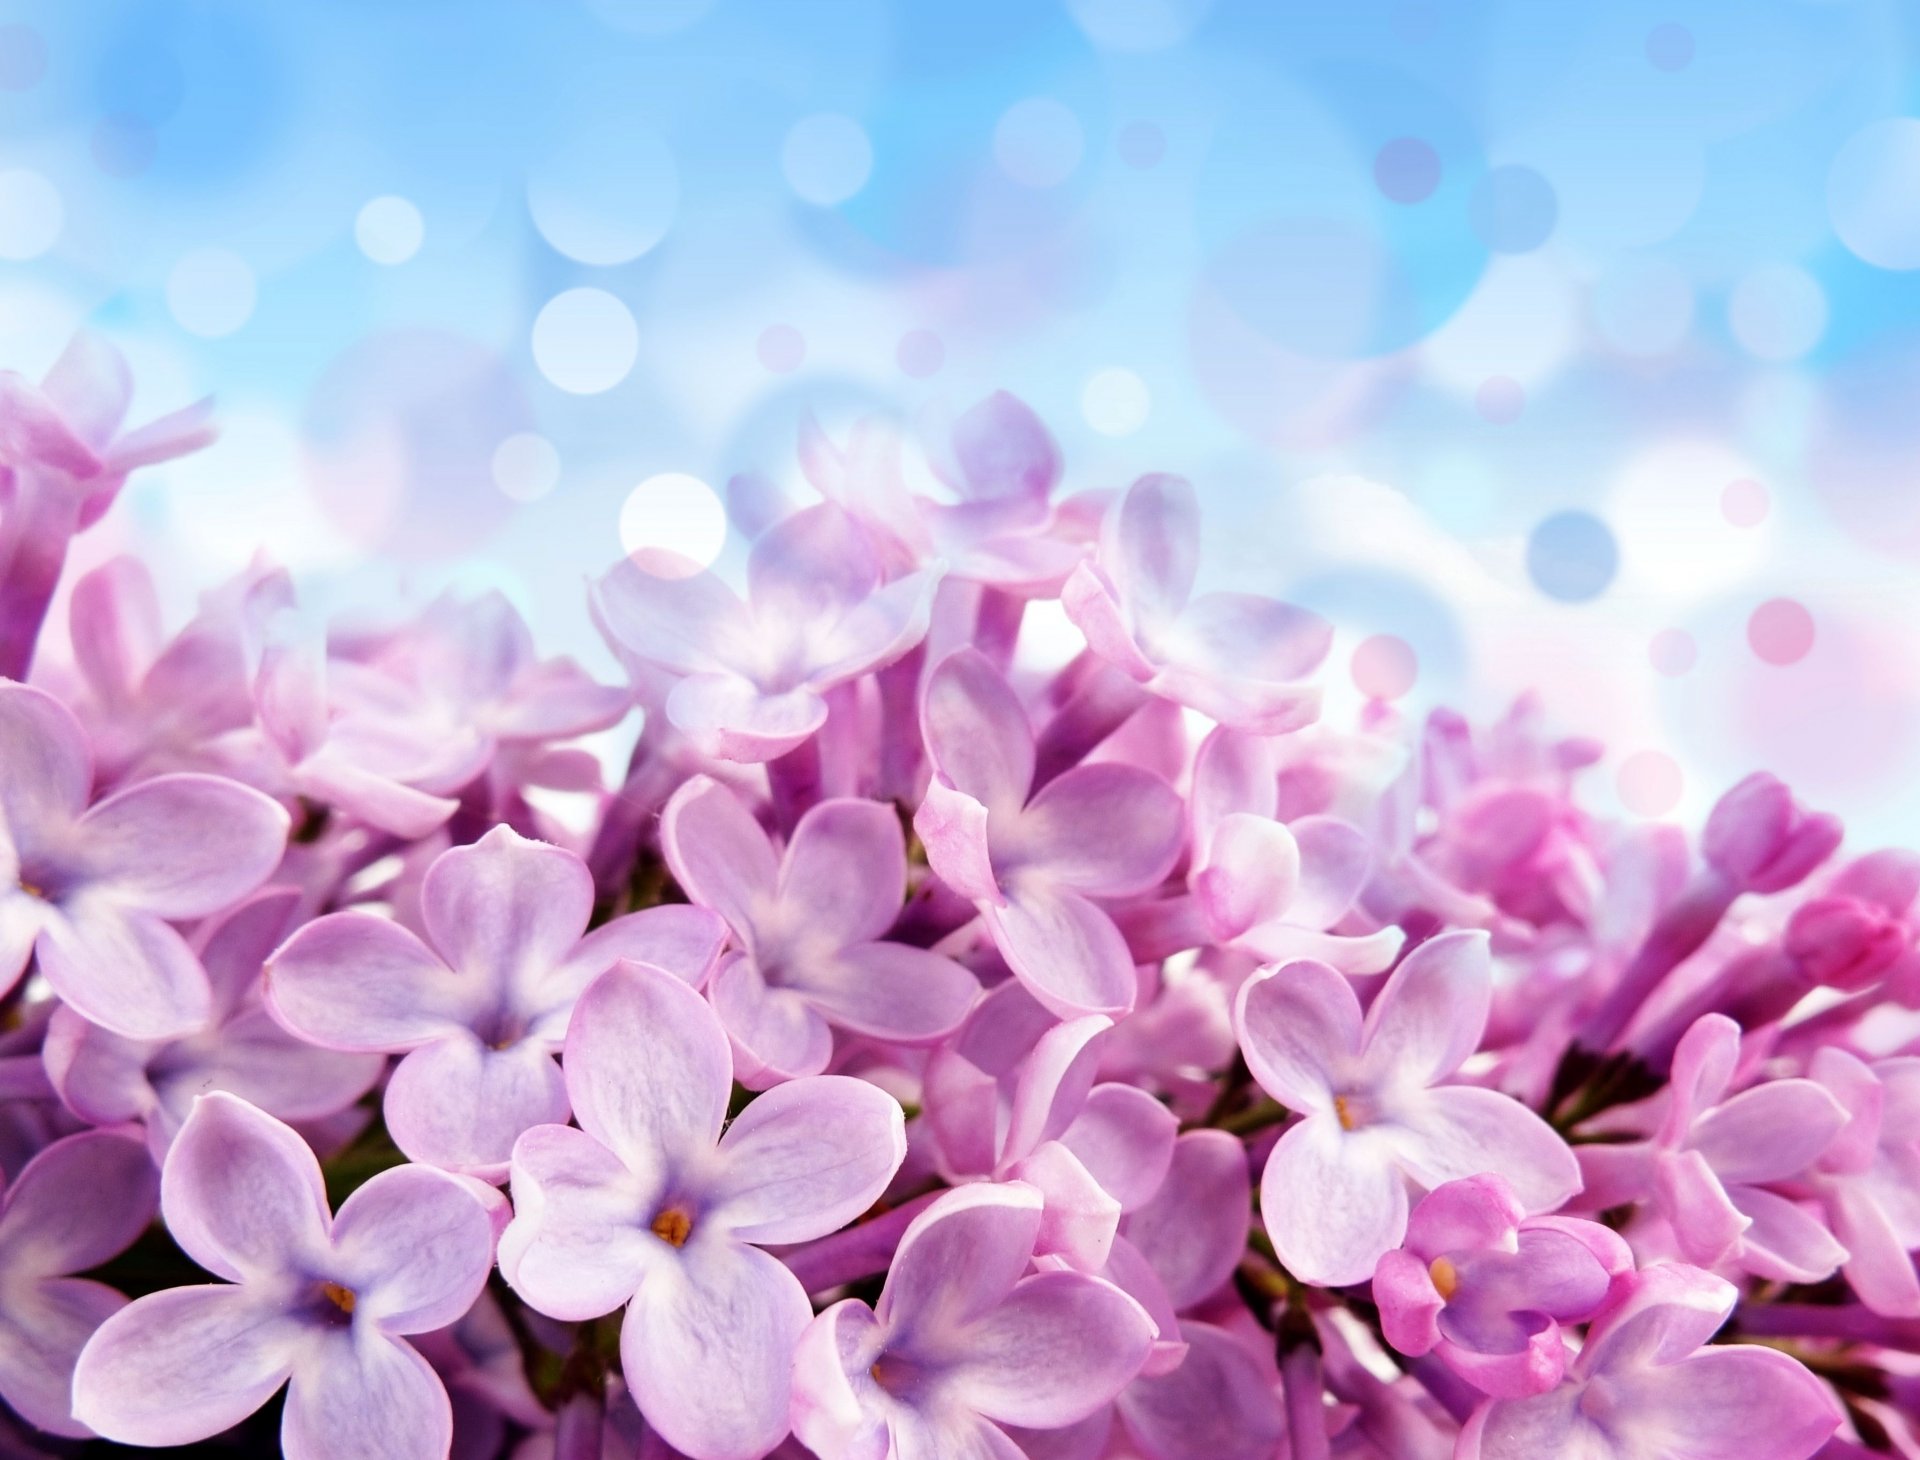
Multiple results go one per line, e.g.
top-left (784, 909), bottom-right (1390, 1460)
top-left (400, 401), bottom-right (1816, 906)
top-left (2, 0), bottom-right (1918, 841)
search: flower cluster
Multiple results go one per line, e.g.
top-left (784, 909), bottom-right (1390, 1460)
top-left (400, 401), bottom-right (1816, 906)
top-left (0, 335), bottom-right (1911, 1459)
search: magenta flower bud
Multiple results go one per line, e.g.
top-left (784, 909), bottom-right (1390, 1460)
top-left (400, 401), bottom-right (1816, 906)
top-left (1785, 895), bottom-right (1911, 991)
top-left (1701, 773), bottom-right (1841, 895)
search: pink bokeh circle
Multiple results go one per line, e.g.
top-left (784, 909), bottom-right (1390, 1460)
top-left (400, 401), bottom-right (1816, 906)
top-left (1748, 598), bottom-right (1815, 666)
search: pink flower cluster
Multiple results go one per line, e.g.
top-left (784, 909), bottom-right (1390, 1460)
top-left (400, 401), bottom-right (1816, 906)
top-left (0, 333), bottom-right (1913, 1459)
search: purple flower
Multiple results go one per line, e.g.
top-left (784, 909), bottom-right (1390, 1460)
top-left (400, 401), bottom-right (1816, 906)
top-left (660, 776), bottom-right (979, 1085)
top-left (499, 960), bottom-right (907, 1460)
top-left (1457, 1265), bottom-right (1841, 1460)
top-left (1373, 1174), bottom-right (1629, 1397)
top-left (1805, 1046), bottom-right (1920, 1317)
top-left (1234, 931), bottom-right (1580, 1285)
top-left (1577, 1015), bottom-right (1849, 1282)
top-left (593, 502), bottom-right (940, 763)
top-left (0, 1128), bottom-right (156, 1436)
top-left (914, 647), bottom-right (1184, 1018)
top-left (789, 1182), bottom-right (1156, 1459)
top-left (44, 888), bottom-right (383, 1158)
top-left (265, 825), bottom-right (725, 1179)
top-left (0, 681), bottom-right (290, 1038)
top-left (1062, 472), bottom-right (1332, 734)
top-left (72, 1093), bottom-right (499, 1458)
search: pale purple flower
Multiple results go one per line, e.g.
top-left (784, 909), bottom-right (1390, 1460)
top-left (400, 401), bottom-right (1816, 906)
top-left (499, 960), bottom-right (907, 1460)
top-left (0, 680), bottom-right (289, 1038)
top-left (1061, 472), bottom-right (1332, 734)
top-left (265, 825), bottom-right (725, 1179)
top-left (1373, 1174), bottom-right (1629, 1398)
top-left (1805, 1046), bottom-right (1920, 1317)
top-left (72, 1093), bottom-right (499, 1458)
top-left (1234, 931), bottom-right (1581, 1285)
top-left (593, 502), bottom-right (940, 763)
top-left (789, 1182), bottom-right (1156, 1460)
top-left (1577, 1015), bottom-right (1849, 1282)
top-left (1456, 1265), bottom-right (1842, 1460)
top-left (924, 981), bottom-right (1178, 1271)
top-left (43, 888), bottom-right (384, 1158)
top-left (914, 647), bottom-right (1184, 1018)
top-left (0, 1128), bottom-right (156, 1436)
top-left (660, 775), bottom-right (978, 1085)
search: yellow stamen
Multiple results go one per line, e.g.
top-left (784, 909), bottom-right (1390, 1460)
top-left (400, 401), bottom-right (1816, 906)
top-left (17, 881), bottom-right (42, 900)
top-left (1428, 1256), bottom-right (1459, 1301)
top-left (651, 1208), bottom-right (693, 1248)
top-left (321, 1281), bottom-right (357, 1314)
top-left (1333, 1094), bottom-right (1357, 1132)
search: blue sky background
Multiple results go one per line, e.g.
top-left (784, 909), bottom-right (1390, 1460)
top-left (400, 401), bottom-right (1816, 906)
top-left (5, 0), bottom-right (1920, 842)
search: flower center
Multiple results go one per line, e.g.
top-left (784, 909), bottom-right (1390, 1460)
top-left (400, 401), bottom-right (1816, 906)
top-left (651, 1206), bottom-right (693, 1248)
top-left (16, 880), bottom-right (42, 900)
top-left (1428, 1256), bottom-right (1459, 1300)
top-left (868, 1351), bottom-right (931, 1400)
top-left (1334, 1094), bottom-right (1359, 1131)
top-left (321, 1281), bottom-right (357, 1315)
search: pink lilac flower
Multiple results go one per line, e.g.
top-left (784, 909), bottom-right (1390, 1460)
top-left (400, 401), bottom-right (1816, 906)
top-left (1373, 1174), bottom-right (1629, 1397)
top-left (0, 680), bottom-right (289, 1038)
top-left (593, 502), bottom-right (939, 763)
top-left (265, 826), bottom-right (725, 1179)
top-left (1062, 472), bottom-right (1332, 734)
top-left (789, 1182), bottom-right (1156, 1460)
top-left (660, 775), bottom-right (979, 1085)
top-left (1577, 1015), bottom-right (1849, 1282)
top-left (499, 960), bottom-right (906, 1460)
top-left (1805, 1046), bottom-right (1920, 1316)
top-left (0, 1128), bottom-right (156, 1436)
top-left (1456, 1265), bottom-right (1842, 1460)
top-left (914, 646), bottom-right (1184, 1018)
top-left (1235, 931), bottom-right (1580, 1285)
top-left (72, 1093), bottom-right (499, 1458)
top-left (43, 888), bottom-right (384, 1158)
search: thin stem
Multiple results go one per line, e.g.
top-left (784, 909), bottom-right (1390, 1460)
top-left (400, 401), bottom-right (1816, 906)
top-left (1282, 1339), bottom-right (1332, 1460)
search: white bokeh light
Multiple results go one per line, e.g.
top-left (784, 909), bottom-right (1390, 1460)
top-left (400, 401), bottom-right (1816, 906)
top-left (618, 472), bottom-right (728, 576)
top-left (1728, 264), bottom-right (1828, 361)
top-left (1829, 118), bottom-right (1920, 271)
top-left (781, 114), bottom-right (873, 207)
top-left (0, 168), bottom-right (63, 261)
top-left (1081, 367), bottom-right (1151, 436)
top-left (993, 98), bottom-right (1084, 189)
top-left (492, 432), bottom-right (561, 502)
top-left (355, 195), bottom-right (424, 265)
top-left (528, 128), bottom-right (678, 266)
top-left (1066, 0), bottom-right (1214, 52)
top-left (531, 288), bottom-right (639, 395)
top-left (1423, 255), bottom-right (1577, 389)
top-left (166, 248), bottom-right (257, 338)
top-left (1593, 258), bottom-right (1694, 357)
top-left (1607, 440), bottom-right (1771, 596)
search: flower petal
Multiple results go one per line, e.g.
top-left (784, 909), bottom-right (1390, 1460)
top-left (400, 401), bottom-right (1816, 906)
top-left (987, 881), bottom-right (1136, 1020)
top-left (563, 961), bottom-right (731, 1177)
top-left (622, 1239), bottom-right (811, 1460)
top-left (1195, 813), bottom-right (1300, 942)
top-left (547, 904), bottom-right (727, 1014)
top-left (0, 1275), bottom-right (124, 1435)
top-left (1390, 1086), bottom-right (1581, 1216)
top-left (1003, 1013), bottom-right (1111, 1167)
top-left (1262, 1116), bottom-right (1408, 1288)
top-left (0, 1128), bottom-right (156, 1276)
top-left (35, 899), bottom-right (212, 1040)
top-left (660, 776), bottom-right (781, 934)
top-left (879, 1183), bottom-right (1045, 1345)
top-left (1691, 1078), bottom-right (1848, 1185)
top-left (1728, 1186), bottom-right (1846, 1284)
top-left (1115, 1321), bottom-right (1287, 1460)
top-left (1009, 1139), bottom-right (1123, 1272)
top-left (420, 826), bottom-right (592, 1002)
top-left (0, 682), bottom-right (91, 841)
top-left (591, 558), bottom-right (754, 678)
top-left (707, 1074), bottom-right (906, 1244)
top-left (921, 649), bottom-right (1035, 820)
top-left (1011, 763), bottom-right (1185, 898)
top-left (73, 773), bottom-right (288, 919)
top-left (281, 1330), bottom-right (452, 1460)
top-left (72, 1285), bottom-right (300, 1447)
top-left (667, 672), bottom-right (828, 764)
top-left (709, 950), bottom-right (834, 1085)
top-left (1288, 815), bottom-right (1374, 930)
top-left (161, 1092), bottom-right (331, 1283)
top-left (1105, 474), bottom-right (1198, 630)
top-left (384, 1032), bottom-right (570, 1180)
top-left (778, 797), bottom-right (906, 948)
top-left (1233, 958), bottom-right (1359, 1114)
top-left (330, 1165), bottom-right (496, 1333)
top-left (947, 1270), bottom-right (1154, 1428)
top-left (914, 777), bottom-right (1002, 906)
top-left (791, 940), bottom-right (980, 1044)
top-left (1120, 1130), bottom-right (1252, 1310)
top-left (500, 1123), bottom-right (658, 1321)
top-left (266, 911), bottom-right (476, 1051)
top-left (1607, 1345), bottom-right (1842, 1460)
top-left (949, 390), bottom-right (1061, 503)
top-left (1057, 1083), bottom-right (1178, 1212)
top-left (1161, 592), bottom-right (1332, 686)
top-left (1402, 1173), bottom-right (1524, 1260)
top-left (1360, 930), bottom-right (1491, 1090)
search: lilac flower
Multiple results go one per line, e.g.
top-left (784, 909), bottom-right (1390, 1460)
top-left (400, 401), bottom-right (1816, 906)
top-left (1062, 472), bottom-right (1332, 734)
top-left (0, 332), bottom-right (215, 678)
top-left (915, 647), bottom-right (1185, 1017)
top-left (789, 1182), bottom-right (1156, 1459)
top-left (924, 981), bottom-right (1178, 1271)
top-left (265, 826), bottom-right (725, 1179)
top-left (43, 889), bottom-right (384, 1158)
top-left (0, 680), bottom-right (290, 1038)
top-left (1457, 1265), bottom-right (1841, 1460)
top-left (593, 502), bottom-right (940, 762)
top-left (1373, 1174), bottom-right (1629, 1397)
top-left (1805, 1046), bottom-right (1920, 1316)
top-left (1577, 1015), bottom-right (1849, 1282)
top-left (72, 1093), bottom-right (499, 1458)
top-left (499, 960), bottom-right (907, 1459)
top-left (660, 775), bottom-right (978, 1085)
top-left (1234, 931), bottom-right (1581, 1285)
top-left (0, 1128), bottom-right (156, 1436)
